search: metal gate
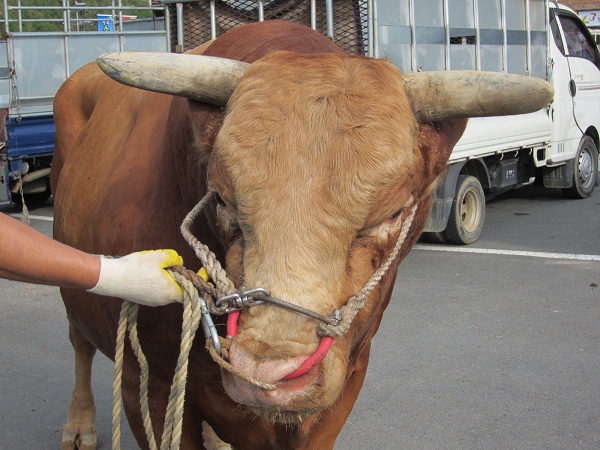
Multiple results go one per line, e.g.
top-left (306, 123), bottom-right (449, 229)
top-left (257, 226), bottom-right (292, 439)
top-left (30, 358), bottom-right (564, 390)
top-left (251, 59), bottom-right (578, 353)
top-left (163, 0), bottom-right (370, 56)
top-left (1, 0), bottom-right (170, 116)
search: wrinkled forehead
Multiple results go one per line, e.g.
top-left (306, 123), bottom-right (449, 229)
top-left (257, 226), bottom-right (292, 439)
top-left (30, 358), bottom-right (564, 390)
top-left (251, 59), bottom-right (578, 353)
top-left (209, 52), bottom-right (418, 219)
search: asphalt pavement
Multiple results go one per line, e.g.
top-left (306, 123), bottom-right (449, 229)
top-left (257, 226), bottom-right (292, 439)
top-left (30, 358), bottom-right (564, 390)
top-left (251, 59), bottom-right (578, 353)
top-left (1, 185), bottom-right (599, 449)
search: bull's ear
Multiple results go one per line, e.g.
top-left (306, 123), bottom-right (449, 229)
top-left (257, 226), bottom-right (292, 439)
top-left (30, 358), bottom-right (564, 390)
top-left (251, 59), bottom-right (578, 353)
top-left (416, 118), bottom-right (467, 189)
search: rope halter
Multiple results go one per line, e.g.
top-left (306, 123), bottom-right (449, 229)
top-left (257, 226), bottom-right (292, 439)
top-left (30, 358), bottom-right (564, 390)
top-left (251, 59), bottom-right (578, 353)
top-left (112, 189), bottom-right (418, 450)
top-left (180, 189), bottom-right (418, 375)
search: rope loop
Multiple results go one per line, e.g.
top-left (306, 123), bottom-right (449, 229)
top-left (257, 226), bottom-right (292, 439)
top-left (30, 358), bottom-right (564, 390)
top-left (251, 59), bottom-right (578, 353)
top-left (112, 267), bottom-right (276, 450)
top-left (113, 272), bottom-right (203, 450)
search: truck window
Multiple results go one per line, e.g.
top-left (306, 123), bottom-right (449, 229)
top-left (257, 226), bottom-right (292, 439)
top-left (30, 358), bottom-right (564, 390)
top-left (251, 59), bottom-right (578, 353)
top-left (559, 15), bottom-right (600, 67)
top-left (550, 16), bottom-right (566, 55)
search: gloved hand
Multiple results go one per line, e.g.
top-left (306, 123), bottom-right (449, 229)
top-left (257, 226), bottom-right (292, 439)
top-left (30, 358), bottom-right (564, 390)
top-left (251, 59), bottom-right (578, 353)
top-left (88, 250), bottom-right (184, 306)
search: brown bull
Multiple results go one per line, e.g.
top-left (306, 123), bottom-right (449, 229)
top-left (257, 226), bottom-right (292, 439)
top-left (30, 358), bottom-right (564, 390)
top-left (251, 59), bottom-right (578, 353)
top-left (51, 20), bottom-right (552, 450)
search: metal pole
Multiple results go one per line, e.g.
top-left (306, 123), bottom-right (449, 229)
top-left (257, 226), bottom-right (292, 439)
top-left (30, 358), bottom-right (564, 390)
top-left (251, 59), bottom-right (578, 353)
top-left (443, 0), bottom-right (450, 70)
top-left (474, 0), bottom-right (481, 70)
top-left (176, 2), bottom-right (184, 52)
top-left (163, 3), bottom-right (171, 50)
top-left (64, 0), bottom-right (71, 31)
top-left (63, 0), bottom-right (71, 78)
top-left (17, 0), bottom-right (22, 32)
top-left (258, 0), bottom-right (264, 22)
top-left (310, 0), bottom-right (316, 30)
top-left (118, 0), bottom-right (124, 51)
top-left (2, 0), bottom-right (9, 35)
top-left (369, 0), bottom-right (376, 57)
top-left (325, 0), bottom-right (334, 41)
top-left (545, 0), bottom-right (551, 82)
top-left (210, 0), bottom-right (216, 39)
top-left (409, 0), bottom-right (416, 71)
top-left (501, 0), bottom-right (507, 72)
top-left (525, 0), bottom-right (531, 75)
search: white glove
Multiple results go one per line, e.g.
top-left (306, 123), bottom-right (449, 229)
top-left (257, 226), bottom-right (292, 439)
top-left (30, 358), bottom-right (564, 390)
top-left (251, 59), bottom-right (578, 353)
top-left (88, 250), bottom-right (184, 306)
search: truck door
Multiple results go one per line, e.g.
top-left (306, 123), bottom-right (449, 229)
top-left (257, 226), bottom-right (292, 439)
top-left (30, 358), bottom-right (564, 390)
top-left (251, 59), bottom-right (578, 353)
top-left (553, 10), bottom-right (600, 134)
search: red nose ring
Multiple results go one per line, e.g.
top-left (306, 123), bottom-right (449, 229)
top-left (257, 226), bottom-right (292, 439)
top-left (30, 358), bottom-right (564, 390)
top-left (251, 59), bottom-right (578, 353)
top-left (226, 310), bottom-right (334, 380)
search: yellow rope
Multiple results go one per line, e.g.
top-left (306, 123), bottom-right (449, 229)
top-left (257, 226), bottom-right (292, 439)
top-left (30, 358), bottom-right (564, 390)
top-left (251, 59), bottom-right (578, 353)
top-left (112, 272), bottom-right (201, 450)
top-left (113, 301), bottom-right (159, 450)
top-left (160, 272), bottom-right (202, 450)
top-left (206, 337), bottom-right (276, 391)
top-left (318, 204), bottom-right (418, 337)
top-left (112, 302), bottom-right (128, 450)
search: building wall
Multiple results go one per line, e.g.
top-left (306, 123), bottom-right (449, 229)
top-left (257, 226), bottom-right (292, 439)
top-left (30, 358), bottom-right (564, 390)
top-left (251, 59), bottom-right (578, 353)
top-left (561, 0), bottom-right (600, 34)
top-left (562, 1), bottom-right (600, 11)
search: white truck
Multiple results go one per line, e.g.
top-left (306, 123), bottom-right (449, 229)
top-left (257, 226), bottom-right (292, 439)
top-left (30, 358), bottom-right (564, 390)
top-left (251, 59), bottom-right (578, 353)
top-left (412, 1), bottom-right (600, 244)
top-left (165, 0), bottom-right (600, 244)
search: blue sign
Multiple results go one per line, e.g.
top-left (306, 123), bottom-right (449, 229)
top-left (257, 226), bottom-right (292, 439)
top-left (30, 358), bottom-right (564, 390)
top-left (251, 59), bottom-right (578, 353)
top-left (97, 14), bottom-right (114, 32)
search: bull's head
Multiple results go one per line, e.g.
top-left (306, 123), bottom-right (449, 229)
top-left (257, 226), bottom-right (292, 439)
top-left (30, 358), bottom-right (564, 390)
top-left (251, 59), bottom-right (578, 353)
top-left (97, 49), bottom-right (552, 423)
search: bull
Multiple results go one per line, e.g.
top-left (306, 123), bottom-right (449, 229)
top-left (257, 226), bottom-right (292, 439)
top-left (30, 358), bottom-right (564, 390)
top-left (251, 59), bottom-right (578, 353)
top-left (50, 20), bottom-right (552, 450)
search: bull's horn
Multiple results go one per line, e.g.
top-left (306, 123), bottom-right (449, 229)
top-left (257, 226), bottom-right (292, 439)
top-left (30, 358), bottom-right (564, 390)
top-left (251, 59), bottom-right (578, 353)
top-left (97, 52), bottom-right (249, 106)
top-left (403, 71), bottom-right (554, 123)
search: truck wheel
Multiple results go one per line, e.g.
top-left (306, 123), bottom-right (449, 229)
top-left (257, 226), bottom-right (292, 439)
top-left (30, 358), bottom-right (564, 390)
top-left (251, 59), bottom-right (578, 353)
top-left (562, 136), bottom-right (598, 199)
top-left (445, 175), bottom-right (485, 245)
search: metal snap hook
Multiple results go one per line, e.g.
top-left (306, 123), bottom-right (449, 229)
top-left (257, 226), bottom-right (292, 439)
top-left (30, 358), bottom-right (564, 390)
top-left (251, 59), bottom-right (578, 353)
top-left (216, 288), bottom-right (271, 312)
top-left (199, 297), bottom-right (221, 355)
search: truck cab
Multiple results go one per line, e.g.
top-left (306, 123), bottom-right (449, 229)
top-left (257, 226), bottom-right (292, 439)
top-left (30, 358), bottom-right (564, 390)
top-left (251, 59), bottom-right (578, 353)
top-left (548, 4), bottom-right (600, 198)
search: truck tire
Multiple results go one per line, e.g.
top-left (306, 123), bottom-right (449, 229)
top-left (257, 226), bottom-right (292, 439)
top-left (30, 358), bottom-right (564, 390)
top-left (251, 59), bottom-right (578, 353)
top-left (445, 175), bottom-right (485, 245)
top-left (562, 136), bottom-right (598, 199)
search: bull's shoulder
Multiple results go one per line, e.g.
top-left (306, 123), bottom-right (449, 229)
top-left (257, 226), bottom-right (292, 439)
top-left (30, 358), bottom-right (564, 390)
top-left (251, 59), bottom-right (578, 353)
top-left (54, 62), bottom-right (116, 119)
top-left (51, 60), bottom-right (155, 189)
top-left (52, 62), bottom-right (104, 187)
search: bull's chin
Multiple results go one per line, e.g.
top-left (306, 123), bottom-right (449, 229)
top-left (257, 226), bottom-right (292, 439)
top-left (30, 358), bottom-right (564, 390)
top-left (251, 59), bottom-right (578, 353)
top-left (245, 406), bottom-right (315, 426)
top-left (221, 366), bottom-right (329, 424)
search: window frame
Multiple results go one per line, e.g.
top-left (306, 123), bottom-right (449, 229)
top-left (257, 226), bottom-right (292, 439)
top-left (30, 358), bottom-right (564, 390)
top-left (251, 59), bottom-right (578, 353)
top-left (550, 8), bottom-right (600, 70)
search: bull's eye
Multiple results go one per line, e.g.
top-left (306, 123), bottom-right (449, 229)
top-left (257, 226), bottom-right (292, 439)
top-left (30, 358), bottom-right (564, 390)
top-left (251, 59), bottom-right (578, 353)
top-left (359, 205), bottom-right (409, 239)
top-left (215, 193), bottom-right (226, 206)
top-left (390, 209), bottom-right (403, 221)
top-left (215, 193), bottom-right (238, 238)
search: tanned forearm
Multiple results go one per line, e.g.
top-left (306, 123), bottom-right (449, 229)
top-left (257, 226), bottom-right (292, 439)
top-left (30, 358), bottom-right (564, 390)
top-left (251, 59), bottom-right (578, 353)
top-left (0, 213), bottom-right (100, 289)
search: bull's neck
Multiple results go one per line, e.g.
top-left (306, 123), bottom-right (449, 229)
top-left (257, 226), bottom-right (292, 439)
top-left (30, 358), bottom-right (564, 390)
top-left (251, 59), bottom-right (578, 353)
top-left (166, 98), bottom-right (226, 262)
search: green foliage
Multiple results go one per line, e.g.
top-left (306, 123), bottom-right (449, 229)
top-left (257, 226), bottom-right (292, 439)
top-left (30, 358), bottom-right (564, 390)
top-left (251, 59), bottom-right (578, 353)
top-left (0, 0), bottom-right (159, 35)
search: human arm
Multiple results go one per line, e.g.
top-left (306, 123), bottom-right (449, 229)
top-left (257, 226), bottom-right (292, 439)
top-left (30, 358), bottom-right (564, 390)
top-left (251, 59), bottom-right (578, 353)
top-left (0, 213), bottom-right (184, 305)
top-left (0, 212), bottom-right (99, 288)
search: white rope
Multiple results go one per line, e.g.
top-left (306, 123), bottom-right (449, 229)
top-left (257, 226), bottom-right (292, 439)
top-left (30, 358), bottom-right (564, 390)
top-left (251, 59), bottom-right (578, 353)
top-left (318, 204), bottom-right (418, 337)
top-left (112, 273), bottom-right (202, 450)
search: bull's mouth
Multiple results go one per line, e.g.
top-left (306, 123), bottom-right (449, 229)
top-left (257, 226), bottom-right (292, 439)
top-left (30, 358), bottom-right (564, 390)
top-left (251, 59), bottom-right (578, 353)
top-left (221, 344), bottom-right (330, 424)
